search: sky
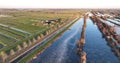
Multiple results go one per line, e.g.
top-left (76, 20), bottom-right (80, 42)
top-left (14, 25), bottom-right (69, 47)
top-left (0, 0), bottom-right (120, 8)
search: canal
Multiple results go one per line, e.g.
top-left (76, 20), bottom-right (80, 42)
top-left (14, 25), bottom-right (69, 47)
top-left (84, 18), bottom-right (120, 63)
top-left (31, 18), bottom-right (84, 63)
top-left (100, 19), bottom-right (120, 34)
top-left (30, 18), bottom-right (120, 63)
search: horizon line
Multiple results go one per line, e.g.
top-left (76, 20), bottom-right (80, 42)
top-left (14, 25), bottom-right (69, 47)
top-left (0, 7), bottom-right (120, 9)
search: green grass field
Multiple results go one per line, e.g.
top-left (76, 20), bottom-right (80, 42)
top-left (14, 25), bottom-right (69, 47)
top-left (0, 9), bottom-right (84, 50)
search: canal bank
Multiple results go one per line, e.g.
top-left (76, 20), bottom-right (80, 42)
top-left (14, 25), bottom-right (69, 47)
top-left (77, 15), bottom-right (87, 63)
top-left (84, 18), bottom-right (120, 63)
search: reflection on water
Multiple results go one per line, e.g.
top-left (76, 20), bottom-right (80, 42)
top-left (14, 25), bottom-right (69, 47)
top-left (31, 18), bottom-right (84, 63)
top-left (100, 19), bottom-right (120, 35)
top-left (31, 18), bottom-right (120, 63)
top-left (108, 19), bottom-right (120, 25)
top-left (100, 19), bottom-right (115, 26)
top-left (85, 18), bottom-right (120, 63)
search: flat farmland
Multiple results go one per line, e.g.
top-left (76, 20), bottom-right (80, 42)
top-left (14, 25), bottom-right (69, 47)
top-left (0, 9), bottom-right (81, 50)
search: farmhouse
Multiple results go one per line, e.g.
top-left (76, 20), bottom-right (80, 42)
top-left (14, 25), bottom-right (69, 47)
top-left (42, 18), bottom-right (61, 25)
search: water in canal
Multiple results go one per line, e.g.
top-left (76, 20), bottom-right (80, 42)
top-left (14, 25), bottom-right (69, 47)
top-left (100, 19), bottom-right (120, 34)
top-left (84, 18), bottom-right (120, 63)
top-left (31, 18), bottom-right (120, 63)
top-left (31, 18), bottom-right (84, 63)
